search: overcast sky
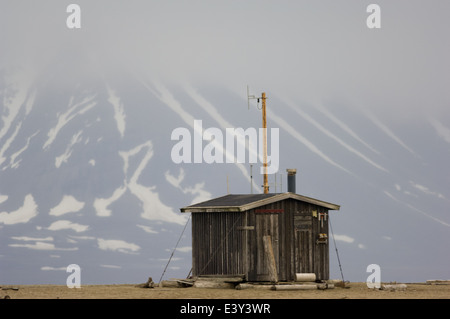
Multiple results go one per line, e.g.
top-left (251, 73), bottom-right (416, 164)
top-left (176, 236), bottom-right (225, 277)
top-left (1, 1), bottom-right (449, 124)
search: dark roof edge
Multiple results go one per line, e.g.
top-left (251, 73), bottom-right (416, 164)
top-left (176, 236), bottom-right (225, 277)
top-left (180, 192), bottom-right (340, 213)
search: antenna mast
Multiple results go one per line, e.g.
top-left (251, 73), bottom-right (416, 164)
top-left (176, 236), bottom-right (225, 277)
top-left (247, 86), bottom-right (269, 194)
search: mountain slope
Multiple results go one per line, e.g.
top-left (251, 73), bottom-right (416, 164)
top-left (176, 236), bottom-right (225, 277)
top-left (1, 57), bottom-right (449, 285)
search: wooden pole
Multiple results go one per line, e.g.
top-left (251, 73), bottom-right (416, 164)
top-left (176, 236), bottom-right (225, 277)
top-left (273, 284), bottom-right (317, 291)
top-left (236, 283), bottom-right (274, 290)
top-left (262, 92), bottom-right (269, 194)
top-left (263, 235), bottom-right (278, 283)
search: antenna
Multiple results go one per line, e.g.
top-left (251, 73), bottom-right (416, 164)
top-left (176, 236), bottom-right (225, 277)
top-left (247, 85), bottom-right (256, 109)
top-left (250, 164), bottom-right (253, 194)
top-left (247, 85), bottom-right (269, 194)
top-left (269, 173), bottom-right (282, 193)
top-left (247, 85), bottom-right (262, 110)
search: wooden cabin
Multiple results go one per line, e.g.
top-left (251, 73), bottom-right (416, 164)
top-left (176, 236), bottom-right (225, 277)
top-left (180, 170), bottom-right (340, 282)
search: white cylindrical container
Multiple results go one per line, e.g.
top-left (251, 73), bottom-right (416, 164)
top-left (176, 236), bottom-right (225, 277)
top-left (295, 273), bottom-right (316, 282)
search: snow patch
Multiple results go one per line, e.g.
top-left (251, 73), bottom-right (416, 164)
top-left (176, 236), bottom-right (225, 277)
top-left (0, 194), bottom-right (8, 204)
top-left (94, 141), bottom-right (188, 224)
top-left (185, 182), bottom-right (212, 204)
top-left (55, 131), bottom-right (83, 168)
top-left (384, 190), bottom-right (450, 227)
top-left (165, 168), bottom-right (212, 204)
top-left (9, 130), bottom-right (39, 169)
top-left (10, 242), bottom-right (55, 250)
top-left (43, 95), bottom-right (96, 150)
top-left (24, 89), bottom-right (37, 115)
top-left (269, 109), bottom-right (353, 175)
top-left (106, 85), bottom-right (126, 138)
top-left (0, 194), bottom-right (38, 225)
top-left (165, 167), bottom-right (186, 189)
top-left (47, 220), bottom-right (89, 232)
top-left (176, 246), bottom-right (192, 253)
top-left (410, 181), bottom-right (446, 199)
top-left (11, 236), bottom-right (53, 241)
top-left (0, 122), bottom-right (22, 168)
top-left (41, 266), bottom-right (67, 271)
top-left (137, 224), bottom-right (158, 234)
top-left (49, 195), bottom-right (85, 216)
top-left (365, 110), bottom-right (418, 157)
top-left (333, 234), bottom-right (355, 243)
top-left (9, 242), bottom-right (77, 251)
top-left (0, 73), bottom-right (30, 142)
top-left (283, 98), bottom-right (388, 173)
top-left (429, 117), bottom-right (450, 144)
top-left (93, 186), bottom-right (126, 217)
top-left (315, 103), bottom-right (380, 155)
top-left (100, 264), bottom-right (122, 269)
top-left (97, 238), bottom-right (140, 254)
top-left (119, 141), bottom-right (187, 225)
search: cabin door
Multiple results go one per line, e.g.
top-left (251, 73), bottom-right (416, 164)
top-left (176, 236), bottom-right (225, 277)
top-left (255, 213), bottom-right (280, 281)
top-left (294, 215), bottom-right (313, 273)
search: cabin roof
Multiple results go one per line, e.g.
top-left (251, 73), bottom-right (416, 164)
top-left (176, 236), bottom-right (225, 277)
top-left (180, 193), bottom-right (340, 213)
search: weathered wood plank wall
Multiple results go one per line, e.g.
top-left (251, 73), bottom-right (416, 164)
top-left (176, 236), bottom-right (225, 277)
top-left (192, 212), bottom-right (245, 277)
top-left (191, 198), bottom-right (331, 281)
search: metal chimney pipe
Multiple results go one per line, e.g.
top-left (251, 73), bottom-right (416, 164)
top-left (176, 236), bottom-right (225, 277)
top-left (286, 169), bottom-right (297, 193)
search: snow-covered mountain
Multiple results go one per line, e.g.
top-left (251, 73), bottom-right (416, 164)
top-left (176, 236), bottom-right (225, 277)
top-left (1, 41), bottom-right (449, 285)
top-left (0, 60), bottom-right (213, 284)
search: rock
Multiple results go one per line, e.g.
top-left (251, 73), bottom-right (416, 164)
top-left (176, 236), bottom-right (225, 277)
top-left (382, 284), bottom-right (407, 291)
top-left (136, 277), bottom-right (154, 288)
